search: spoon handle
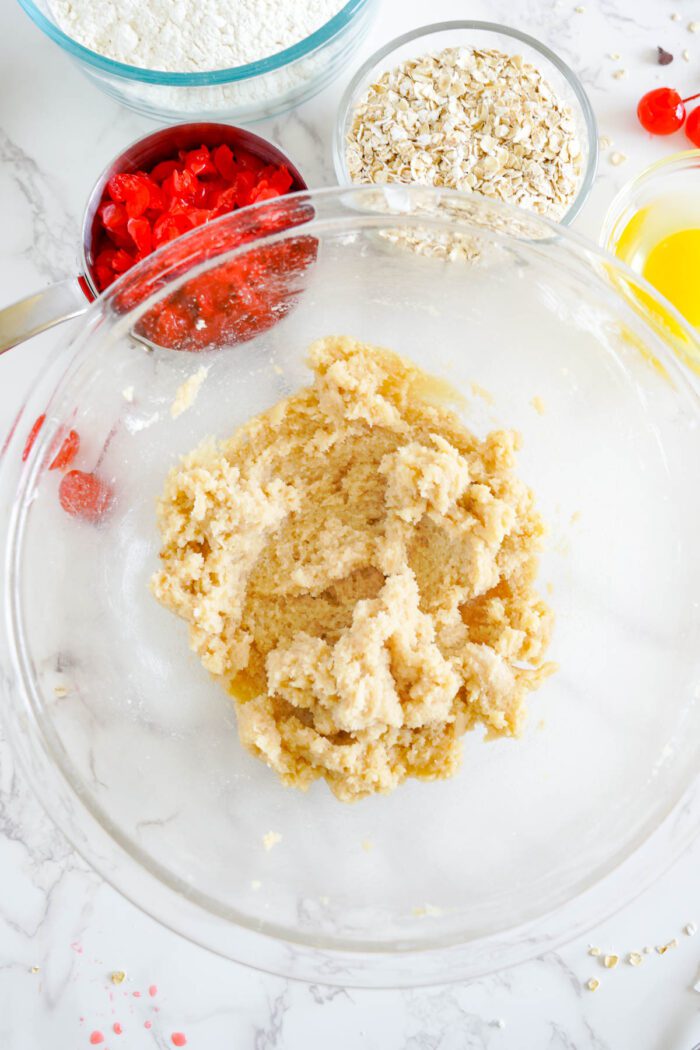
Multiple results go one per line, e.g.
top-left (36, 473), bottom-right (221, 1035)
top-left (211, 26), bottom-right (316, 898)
top-left (0, 278), bottom-right (90, 355)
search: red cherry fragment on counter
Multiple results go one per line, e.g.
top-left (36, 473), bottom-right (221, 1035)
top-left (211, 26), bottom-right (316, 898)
top-left (171, 1034), bottom-right (187, 1047)
top-left (49, 429), bottom-right (80, 471)
top-left (89, 1033), bottom-right (104, 1046)
top-left (22, 415), bottom-right (80, 472)
top-left (59, 470), bottom-right (113, 523)
top-left (22, 413), bottom-right (45, 461)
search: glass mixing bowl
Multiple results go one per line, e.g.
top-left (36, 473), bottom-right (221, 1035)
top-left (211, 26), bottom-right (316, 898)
top-left (2, 186), bottom-right (700, 988)
top-left (18, 0), bottom-right (376, 121)
top-left (333, 22), bottom-right (598, 227)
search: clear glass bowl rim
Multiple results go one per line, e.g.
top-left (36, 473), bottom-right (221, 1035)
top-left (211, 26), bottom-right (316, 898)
top-left (332, 20), bottom-right (599, 227)
top-left (17, 0), bottom-right (371, 85)
top-left (600, 147), bottom-right (700, 250)
top-left (3, 185), bottom-right (700, 988)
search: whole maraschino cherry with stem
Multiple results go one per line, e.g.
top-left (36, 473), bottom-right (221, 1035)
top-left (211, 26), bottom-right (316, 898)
top-left (637, 86), bottom-right (700, 144)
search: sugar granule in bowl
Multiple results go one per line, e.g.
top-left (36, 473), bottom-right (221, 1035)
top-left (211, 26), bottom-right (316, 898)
top-left (345, 45), bottom-right (583, 221)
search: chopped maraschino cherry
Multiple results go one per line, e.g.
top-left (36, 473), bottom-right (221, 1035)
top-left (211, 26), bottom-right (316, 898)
top-left (686, 107), bottom-right (700, 147)
top-left (59, 470), bottom-right (112, 523)
top-left (91, 144), bottom-right (295, 293)
top-left (49, 429), bottom-right (80, 471)
top-left (22, 414), bottom-right (45, 461)
top-left (637, 87), bottom-right (700, 135)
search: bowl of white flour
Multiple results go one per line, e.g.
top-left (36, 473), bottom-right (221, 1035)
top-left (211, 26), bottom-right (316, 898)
top-left (18, 0), bottom-right (377, 121)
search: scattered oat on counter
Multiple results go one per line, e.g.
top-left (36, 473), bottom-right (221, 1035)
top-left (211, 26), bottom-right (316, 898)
top-left (588, 946), bottom-right (601, 957)
top-left (612, 68), bottom-right (627, 79)
top-left (643, 946), bottom-right (652, 954)
top-left (682, 48), bottom-right (691, 61)
top-left (574, 4), bottom-right (585, 11)
top-left (110, 971), bottom-right (126, 985)
top-left (671, 11), bottom-right (681, 20)
top-left (530, 395), bottom-right (546, 415)
top-left (608, 51), bottom-right (621, 59)
top-left (603, 954), bottom-right (619, 969)
top-left (262, 831), bottom-right (282, 851)
top-left (122, 386), bottom-right (135, 403)
top-left (53, 685), bottom-right (69, 697)
top-left (610, 152), bottom-right (627, 166)
top-left (29, 966), bottom-right (40, 974)
top-left (684, 922), bottom-right (697, 937)
top-left (599, 134), bottom-right (612, 150)
top-left (656, 938), bottom-right (678, 954)
top-left (170, 367), bottom-right (209, 419)
top-left (689, 21), bottom-right (700, 33)
top-left (586, 977), bottom-right (600, 992)
top-left (627, 952), bottom-right (643, 966)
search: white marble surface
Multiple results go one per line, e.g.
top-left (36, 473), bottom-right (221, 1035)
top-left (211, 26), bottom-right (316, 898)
top-left (2, 0), bottom-right (700, 1046)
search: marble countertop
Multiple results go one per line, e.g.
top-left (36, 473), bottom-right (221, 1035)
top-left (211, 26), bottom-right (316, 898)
top-left (2, 0), bottom-right (700, 1046)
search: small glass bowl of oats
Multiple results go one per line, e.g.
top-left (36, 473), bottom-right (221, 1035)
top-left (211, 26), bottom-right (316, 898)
top-left (334, 21), bottom-right (597, 226)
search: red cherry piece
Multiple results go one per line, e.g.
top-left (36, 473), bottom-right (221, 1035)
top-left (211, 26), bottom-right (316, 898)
top-left (637, 87), bottom-right (685, 134)
top-left (213, 144), bottom-right (236, 180)
top-left (686, 106), bottom-right (700, 147)
top-left (152, 212), bottom-right (193, 247)
top-left (127, 217), bottom-right (152, 255)
top-left (99, 202), bottom-right (127, 230)
top-left (59, 470), bottom-right (112, 523)
top-left (150, 159), bottom-right (179, 183)
top-left (49, 428), bottom-right (80, 471)
top-left (185, 147), bottom-right (216, 177)
top-left (22, 414), bottom-right (46, 461)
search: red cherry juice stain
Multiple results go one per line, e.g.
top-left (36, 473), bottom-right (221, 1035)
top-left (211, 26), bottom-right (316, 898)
top-left (89, 1032), bottom-right (104, 1045)
top-left (132, 991), bottom-right (141, 998)
top-left (172, 1034), bottom-right (187, 1047)
top-left (148, 984), bottom-right (158, 997)
top-left (113, 1022), bottom-right (123, 1035)
top-left (71, 942), bottom-right (84, 954)
top-left (144, 1021), bottom-right (152, 1030)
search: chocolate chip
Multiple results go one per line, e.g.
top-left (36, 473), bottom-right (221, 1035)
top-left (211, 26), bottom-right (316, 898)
top-left (657, 46), bottom-right (674, 65)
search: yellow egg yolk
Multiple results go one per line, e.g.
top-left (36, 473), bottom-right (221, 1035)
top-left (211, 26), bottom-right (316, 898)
top-left (642, 229), bottom-right (700, 328)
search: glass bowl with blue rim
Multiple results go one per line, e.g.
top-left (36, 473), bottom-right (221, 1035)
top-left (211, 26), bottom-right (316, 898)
top-left (18, 0), bottom-right (377, 122)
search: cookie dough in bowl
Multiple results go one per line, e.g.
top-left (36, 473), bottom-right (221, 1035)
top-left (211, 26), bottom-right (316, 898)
top-left (152, 335), bottom-right (554, 799)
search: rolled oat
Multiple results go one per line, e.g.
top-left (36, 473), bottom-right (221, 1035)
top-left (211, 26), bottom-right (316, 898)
top-left (346, 46), bottom-right (583, 221)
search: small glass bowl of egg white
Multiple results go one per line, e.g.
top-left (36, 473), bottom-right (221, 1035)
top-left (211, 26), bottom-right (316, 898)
top-left (333, 21), bottom-right (598, 227)
top-left (17, 0), bottom-right (377, 121)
